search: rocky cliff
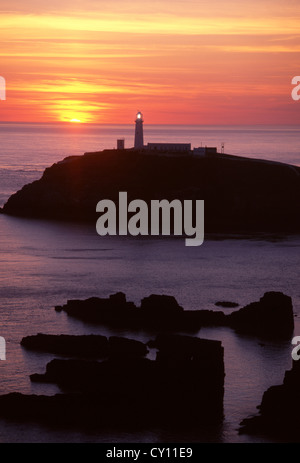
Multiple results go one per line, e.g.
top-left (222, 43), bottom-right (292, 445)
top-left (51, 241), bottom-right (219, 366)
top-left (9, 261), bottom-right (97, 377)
top-left (2, 149), bottom-right (300, 233)
top-left (239, 358), bottom-right (300, 440)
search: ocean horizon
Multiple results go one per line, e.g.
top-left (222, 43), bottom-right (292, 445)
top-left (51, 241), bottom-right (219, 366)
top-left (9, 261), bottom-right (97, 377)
top-left (0, 122), bottom-right (299, 208)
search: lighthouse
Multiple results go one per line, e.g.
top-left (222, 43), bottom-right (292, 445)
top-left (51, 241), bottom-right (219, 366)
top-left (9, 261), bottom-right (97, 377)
top-left (134, 111), bottom-right (144, 149)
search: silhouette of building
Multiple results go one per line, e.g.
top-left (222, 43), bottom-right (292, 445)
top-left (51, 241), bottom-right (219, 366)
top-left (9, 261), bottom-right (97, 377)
top-left (193, 146), bottom-right (217, 156)
top-left (132, 110), bottom-right (217, 155)
top-left (134, 111), bottom-right (144, 149)
top-left (117, 139), bottom-right (125, 150)
top-left (147, 143), bottom-right (191, 153)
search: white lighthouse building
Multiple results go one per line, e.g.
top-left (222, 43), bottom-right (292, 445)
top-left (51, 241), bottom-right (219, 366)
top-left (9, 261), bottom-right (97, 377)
top-left (134, 111), bottom-right (144, 149)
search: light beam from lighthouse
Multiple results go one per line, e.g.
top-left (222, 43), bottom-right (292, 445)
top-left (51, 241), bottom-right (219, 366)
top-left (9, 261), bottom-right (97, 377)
top-left (134, 111), bottom-right (144, 149)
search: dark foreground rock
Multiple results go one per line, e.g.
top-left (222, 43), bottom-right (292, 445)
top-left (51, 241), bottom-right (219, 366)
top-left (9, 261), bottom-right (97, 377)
top-left (2, 149), bottom-right (300, 234)
top-left (239, 359), bottom-right (300, 440)
top-left (21, 333), bottom-right (148, 358)
top-left (227, 291), bottom-right (294, 339)
top-left (0, 334), bottom-right (225, 428)
top-left (56, 291), bottom-right (294, 339)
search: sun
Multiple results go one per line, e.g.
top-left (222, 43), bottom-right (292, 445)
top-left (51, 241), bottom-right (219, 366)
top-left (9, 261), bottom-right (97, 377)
top-left (70, 118), bottom-right (81, 123)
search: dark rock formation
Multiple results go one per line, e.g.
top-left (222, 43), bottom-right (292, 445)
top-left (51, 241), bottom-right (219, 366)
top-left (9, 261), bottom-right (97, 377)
top-left (0, 334), bottom-right (225, 428)
top-left (56, 291), bottom-right (294, 339)
top-left (141, 294), bottom-right (183, 316)
top-left (239, 359), bottom-right (300, 440)
top-left (21, 333), bottom-right (109, 357)
top-left (55, 292), bottom-right (139, 326)
top-left (227, 291), bottom-right (294, 339)
top-left (55, 292), bottom-right (208, 332)
top-left (20, 333), bottom-right (148, 358)
top-left (215, 301), bottom-right (239, 308)
top-left (2, 149), bottom-right (300, 234)
top-left (108, 336), bottom-right (148, 358)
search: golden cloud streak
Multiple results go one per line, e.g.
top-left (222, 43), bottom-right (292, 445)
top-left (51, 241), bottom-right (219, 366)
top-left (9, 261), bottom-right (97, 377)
top-left (1, 12), bottom-right (300, 36)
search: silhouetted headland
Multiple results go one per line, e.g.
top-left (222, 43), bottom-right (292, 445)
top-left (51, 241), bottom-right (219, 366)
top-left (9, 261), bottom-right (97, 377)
top-left (2, 149), bottom-right (300, 234)
top-left (0, 334), bottom-right (225, 429)
top-left (55, 291), bottom-right (294, 340)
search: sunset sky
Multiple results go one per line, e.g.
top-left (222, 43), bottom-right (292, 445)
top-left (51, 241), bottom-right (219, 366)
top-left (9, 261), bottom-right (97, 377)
top-left (0, 0), bottom-right (299, 124)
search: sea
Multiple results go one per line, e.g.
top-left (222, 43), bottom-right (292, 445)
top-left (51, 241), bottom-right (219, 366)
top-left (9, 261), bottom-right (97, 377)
top-left (0, 123), bottom-right (299, 444)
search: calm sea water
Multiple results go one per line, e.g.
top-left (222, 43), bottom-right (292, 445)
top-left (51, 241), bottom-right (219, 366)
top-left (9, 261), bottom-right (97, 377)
top-left (0, 123), bottom-right (299, 443)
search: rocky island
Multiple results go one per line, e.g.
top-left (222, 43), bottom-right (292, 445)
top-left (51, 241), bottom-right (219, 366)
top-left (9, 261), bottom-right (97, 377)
top-left (54, 291), bottom-right (294, 340)
top-left (1, 149), bottom-right (300, 234)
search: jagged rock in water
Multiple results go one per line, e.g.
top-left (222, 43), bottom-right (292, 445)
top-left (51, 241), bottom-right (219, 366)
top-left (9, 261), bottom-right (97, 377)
top-left (227, 291), bottom-right (294, 339)
top-left (56, 291), bottom-right (294, 339)
top-left (21, 333), bottom-right (148, 358)
top-left (0, 334), bottom-right (225, 429)
top-left (239, 359), bottom-right (300, 440)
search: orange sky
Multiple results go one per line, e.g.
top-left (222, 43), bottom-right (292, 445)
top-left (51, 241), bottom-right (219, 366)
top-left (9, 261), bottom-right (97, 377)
top-left (0, 0), bottom-right (299, 124)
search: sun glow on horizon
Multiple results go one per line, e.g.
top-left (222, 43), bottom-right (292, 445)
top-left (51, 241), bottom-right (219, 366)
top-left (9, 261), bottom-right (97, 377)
top-left (0, 0), bottom-right (300, 124)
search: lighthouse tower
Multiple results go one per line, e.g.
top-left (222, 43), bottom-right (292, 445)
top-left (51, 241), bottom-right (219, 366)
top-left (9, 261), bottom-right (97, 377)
top-left (134, 111), bottom-right (144, 149)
